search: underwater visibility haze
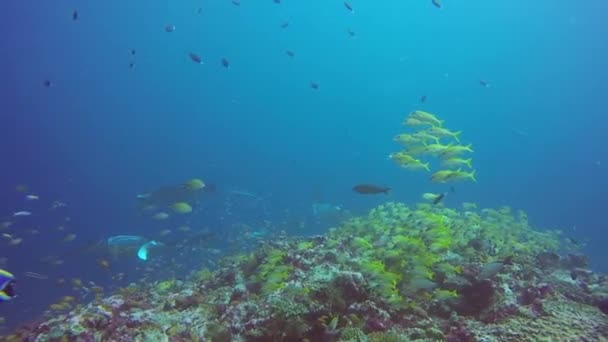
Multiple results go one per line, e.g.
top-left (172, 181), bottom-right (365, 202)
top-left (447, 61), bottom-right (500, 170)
top-left (1, 0), bottom-right (607, 339)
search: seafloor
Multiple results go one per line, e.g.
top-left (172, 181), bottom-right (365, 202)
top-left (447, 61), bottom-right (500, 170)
top-left (3, 202), bottom-right (608, 341)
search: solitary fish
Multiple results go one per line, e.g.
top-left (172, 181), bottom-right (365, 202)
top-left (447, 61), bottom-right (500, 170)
top-left (43, 80), bottom-right (52, 88)
top-left (432, 192), bottom-right (446, 205)
top-left (280, 21), bottom-right (289, 28)
top-left (165, 25), bottom-right (176, 32)
top-left (420, 94), bottom-right (427, 103)
top-left (273, 0), bottom-right (281, 3)
top-left (479, 79), bottom-right (490, 87)
top-left (431, 0), bottom-right (442, 9)
top-left (13, 211), bottom-right (31, 217)
top-left (286, 50), bottom-right (295, 57)
top-left (221, 57), bottom-right (230, 68)
top-left (189, 53), bottom-right (203, 64)
top-left (344, 2), bottom-right (353, 12)
top-left (310, 82), bottom-right (319, 90)
top-left (352, 184), bottom-right (390, 195)
top-left (232, 0), bottom-right (240, 6)
top-left (347, 28), bottom-right (356, 38)
top-left (72, 10), bottom-right (78, 21)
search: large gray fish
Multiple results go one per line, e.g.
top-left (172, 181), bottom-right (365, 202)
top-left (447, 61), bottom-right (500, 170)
top-left (352, 184), bottom-right (390, 195)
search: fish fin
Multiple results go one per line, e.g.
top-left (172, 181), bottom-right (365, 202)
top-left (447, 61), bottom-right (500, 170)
top-left (470, 170), bottom-right (477, 182)
top-left (454, 131), bottom-right (462, 143)
top-left (424, 163), bottom-right (430, 172)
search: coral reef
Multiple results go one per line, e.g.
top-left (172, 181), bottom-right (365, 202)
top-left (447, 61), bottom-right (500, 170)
top-left (3, 202), bottom-right (608, 341)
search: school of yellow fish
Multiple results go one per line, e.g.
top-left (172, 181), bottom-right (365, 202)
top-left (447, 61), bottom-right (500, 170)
top-left (390, 110), bottom-right (476, 183)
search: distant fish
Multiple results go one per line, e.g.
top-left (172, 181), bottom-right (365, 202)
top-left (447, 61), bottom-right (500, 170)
top-left (51, 201), bottom-right (67, 209)
top-left (432, 192), bottom-right (446, 205)
top-left (232, 0), bottom-right (241, 6)
top-left (72, 10), bottom-right (78, 21)
top-left (511, 128), bottom-right (528, 137)
top-left (13, 211), bottom-right (31, 217)
top-left (565, 237), bottom-right (580, 246)
top-left (450, 186), bottom-right (456, 193)
top-left (344, 2), bottom-right (354, 12)
top-left (285, 50), bottom-right (295, 57)
top-left (189, 53), bottom-right (203, 64)
top-left (431, 0), bottom-right (442, 9)
top-left (130, 49), bottom-right (136, 56)
top-left (165, 25), bottom-right (176, 33)
top-left (62, 234), bottom-right (77, 243)
top-left (152, 212), bottom-right (169, 220)
top-left (347, 28), bottom-right (356, 37)
top-left (479, 79), bottom-right (490, 87)
top-left (23, 271), bottom-right (48, 280)
top-left (310, 82), bottom-right (319, 90)
top-left (25, 195), bottom-right (39, 201)
top-left (273, 0), bottom-right (281, 3)
top-left (43, 79), bottom-right (52, 88)
top-left (129, 62), bottom-right (135, 69)
top-left (280, 21), bottom-right (290, 28)
top-left (352, 184), bottom-right (390, 195)
top-left (420, 94), bottom-right (427, 103)
top-left (221, 57), bottom-right (230, 68)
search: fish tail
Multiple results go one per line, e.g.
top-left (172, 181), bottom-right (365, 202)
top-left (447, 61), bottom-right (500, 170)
top-left (424, 163), bottom-right (430, 172)
top-left (453, 131), bottom-right (462, 143)
top-left (469, 170), bottom-right (477, 182)
top-left (466, 158), bottom-right (473, 168)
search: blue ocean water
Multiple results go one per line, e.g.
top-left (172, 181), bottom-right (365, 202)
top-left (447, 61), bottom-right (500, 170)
top-left (1, 0), bottom-right (607, 332)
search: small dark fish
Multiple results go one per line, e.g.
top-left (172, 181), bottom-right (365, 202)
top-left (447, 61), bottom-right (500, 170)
top-left (344, 2), bottom-right (353, 12)
top-left (165, 25), bottom-right (176, 32)
top-left (431, 0), bottom-right (442, 9)
top-left (450, 186), bottom-right (456, 193)
top-left (420, 94), bottom-right (427, 103)
top-left (129, 62), bottom-right (135, 69)
top-left (221, 57), bottom-right (230, 68)
top-left (432, 192), bottom-right (446, 205)
top-left (285, 50), bottom-right (295, 57)
top-left (347, 28), bottom-right (356, 37)
top-left (72, 10), bottom-right (78, 21)
top-left (189, 52), bottom-right (203, 64)
top-left (130, 49), bottom-right (136, 56)
top-left (273, 0), bottom-right (281, 3)
top-left (352, 184), bottom-right (390, 195)
top-left (232, 0), bottom-right (241, 6)
top-left (280, 21), bottom-right (289, 29)
top-left (566, 237), bottom-right (580, 246)
top-left (479, 79), bottom-right (490, 87)
top-left (43, 79), bottom-right (52, 87)
top-left (310, 82), bottom-right (319, 90)
top-left (197, 8), bottom-right (203, 14)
